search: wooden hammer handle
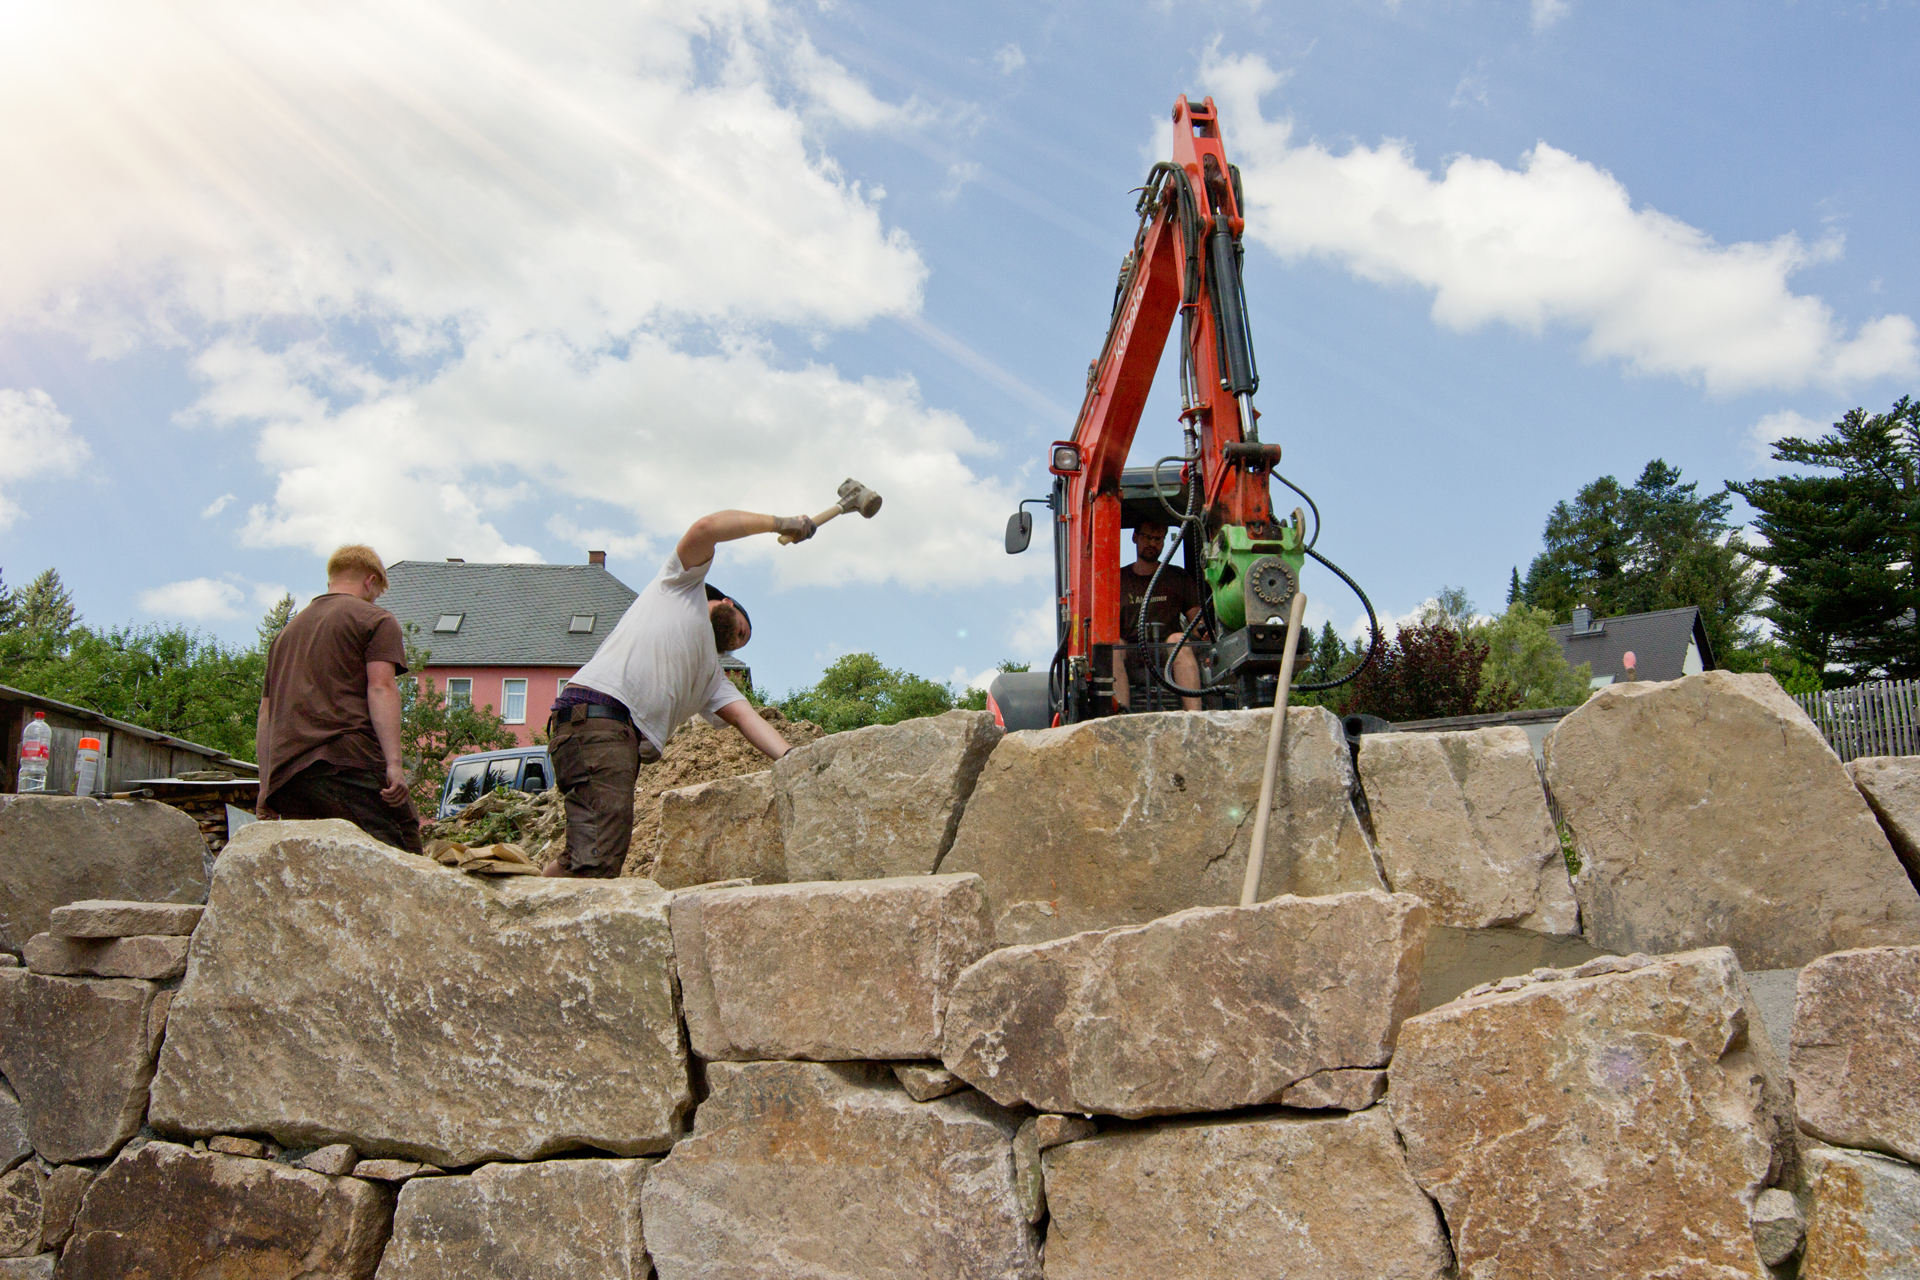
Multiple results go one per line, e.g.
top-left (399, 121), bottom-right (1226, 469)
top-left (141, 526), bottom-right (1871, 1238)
top-left (778, 504), bottom-right (845, 545)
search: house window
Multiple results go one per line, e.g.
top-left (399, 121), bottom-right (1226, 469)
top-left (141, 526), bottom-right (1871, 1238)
top-left (569, 615), bottom-right (595, 633)
top-left (556, 677), bottom-right (570, 697)
top-left (502, 678), bottom-right (527, 724)
top-left (446, 678), bottom-right (472, 709)
top-left (434, 613), bottom-right (464, 633)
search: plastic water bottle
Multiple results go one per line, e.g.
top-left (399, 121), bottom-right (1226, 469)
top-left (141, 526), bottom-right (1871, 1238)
top-left (73, 737), bottom-right (102, 798)
top-left (17, 712), bottom-right (51, 793)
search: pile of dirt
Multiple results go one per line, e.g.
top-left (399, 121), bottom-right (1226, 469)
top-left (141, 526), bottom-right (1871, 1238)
top-left (621, 706), bottom-right (824, 878)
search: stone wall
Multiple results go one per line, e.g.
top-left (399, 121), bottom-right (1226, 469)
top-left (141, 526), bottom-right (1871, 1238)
top-left (1, 673), bottom-right (1918, 1276)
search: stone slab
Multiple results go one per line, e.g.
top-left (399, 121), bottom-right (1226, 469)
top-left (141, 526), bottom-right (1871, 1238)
top-left (652, 771), bottom-right (785, 890)
top-left (0, 1258), bottom-right (51, 1279)
top-left (1358, 726), bottom-right (1578, 933)
top-left (1851, 755), bottom-right (1920, 889)
top-left (375, 1158), bottom-right (654, 1279)
top-left (0, 1085), bottom-right (27, 1175)
top-left (1793, 946), bottom-right (1920, 1165)
top-left (775, 710), bottom-right (1000, 882)
top-left (58, 1140), bottom-right (393, 1279)
top-left (23, 933), bottom-right (189, 980)
top-left (672, 873), bottom-right (993, 1061)
top-left (1388, 947), bottom-right (1795, 1280)
top-left (893, 1064), bottom-right (966, 1102)
top-left (149, 819), bottom-right (689, 1166)
top-left (1545, 671), bottom-right (1920, 969)
top-left (0, 797), bottom-right (207, 954)
top-left (941, 891), bottom-right (1427, 1119)
top-left (1279, 1068), bottom-right (1389, 1111)
top-left (1801, 1146), bottom-right (1920, 1279)
top-left (35, 1167), bottom-right (90, 1252)
top-left (641, 1061), bottom-right (1039, 1280)
top-left (1042, 1108), bottom-right (1453, 1280)
top-left (47, 900), bottom-right (204, 939)
top-left (0, 1165), bottom-right (42, 1259)
top-left (1752, 1187), bottom-right (1806, 1269)
top-left (208, 1134), bottom-right (268, 1157)
top-left (297, 1145), bottom-right (360, 1176)
top-left (943, 708), bottom-right (1382, 945)
top-left (1746, 967), bottom-right (1802, 1062)
top-left (0, 971), bottom-right (161, 1163)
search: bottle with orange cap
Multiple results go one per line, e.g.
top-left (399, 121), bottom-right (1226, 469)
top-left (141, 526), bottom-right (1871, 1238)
top-left (74, 736), bottom-right (103, 797)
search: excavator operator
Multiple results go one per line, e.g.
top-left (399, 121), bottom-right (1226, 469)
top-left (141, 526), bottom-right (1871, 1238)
top-left (1113, 520), bottom-right (1205, 713)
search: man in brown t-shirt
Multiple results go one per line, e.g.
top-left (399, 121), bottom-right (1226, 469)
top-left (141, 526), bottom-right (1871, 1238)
top-left (255, 544), bottom-right (423, 854)
top-left (1114, 520), bottom-right (1205, 712)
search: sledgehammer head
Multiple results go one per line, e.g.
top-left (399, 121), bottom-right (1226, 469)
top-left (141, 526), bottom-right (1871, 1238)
top-left (837, 478), bottom-right (883, 518)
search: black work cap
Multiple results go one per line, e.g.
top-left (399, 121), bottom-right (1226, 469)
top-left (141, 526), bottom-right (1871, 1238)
top-left (704, 583), bottom-right (750, 633)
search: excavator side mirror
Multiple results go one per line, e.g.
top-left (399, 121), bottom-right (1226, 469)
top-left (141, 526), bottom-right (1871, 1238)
top-left (1005, 511), bottom-right (1033, 554)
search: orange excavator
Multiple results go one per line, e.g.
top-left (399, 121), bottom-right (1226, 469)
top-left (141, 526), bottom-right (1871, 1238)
top-left (992, 96), bottom-right (1378, 731)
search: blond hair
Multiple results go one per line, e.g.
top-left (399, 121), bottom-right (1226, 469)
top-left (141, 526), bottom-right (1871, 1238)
top-left (326, 544), bottom-right (388, 591)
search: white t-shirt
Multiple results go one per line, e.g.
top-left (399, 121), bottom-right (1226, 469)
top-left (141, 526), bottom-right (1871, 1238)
top-left (566, 552), bottom-right (746, 750)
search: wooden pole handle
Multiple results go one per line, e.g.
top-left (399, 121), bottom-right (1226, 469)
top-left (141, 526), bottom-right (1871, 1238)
top-left (778, 504), bottom-right (846, 545)
top-left (1241, 590), bottom-right (1308, 908)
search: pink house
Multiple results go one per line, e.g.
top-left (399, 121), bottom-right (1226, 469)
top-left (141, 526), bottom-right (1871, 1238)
top-left (382, 552), bottom-right (750, 747)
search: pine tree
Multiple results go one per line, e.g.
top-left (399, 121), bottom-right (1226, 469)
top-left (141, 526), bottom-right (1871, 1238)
top-left (0, 569), bottom-right (15, 633)
top-left (15, 568), bottom-right (76, 636)
top-left (257, 593), bottom-right (295, 651)
top-left (1506, 567), bottom-right (1522, 607)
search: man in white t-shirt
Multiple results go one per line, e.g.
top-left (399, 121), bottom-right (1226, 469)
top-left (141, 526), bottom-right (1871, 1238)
top-left (542, 508), bottom-right (815, 878)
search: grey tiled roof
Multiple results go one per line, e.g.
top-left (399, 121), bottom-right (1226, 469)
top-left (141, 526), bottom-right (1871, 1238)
top-left (1547, 606), bottom-right (1716, 683)
top-left (382, 561), bottom-right (640, 667)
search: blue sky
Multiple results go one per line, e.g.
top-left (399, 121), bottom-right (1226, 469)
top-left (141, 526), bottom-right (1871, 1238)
top-left (1, 0), bottom-right (1914, 698)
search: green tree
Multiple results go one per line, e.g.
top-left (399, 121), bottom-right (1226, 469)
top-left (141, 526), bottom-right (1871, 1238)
top-left (14, 568), bottom-right (77, 640)
top-left (1477, 603), bottom-right (1592, 709)
top-left (0, 569), bottom-right (17, 633)
top-left (1339, 621), bottom-right (1514, 722)
top-left (1728, 397), bottom-right (1920, 681)
top-left (1293, 622), bottom-right (1367, 708)
top-left (396, 626), bottom-right (517, 815)
top-left (779, 652), bottom-right (981, 734)
top-left (956, 660), bottom-right (1029, 712)
top-left (257, 593), bottom-right (295, 651)
top-left (1521, 460), bottom-right (1767, 662)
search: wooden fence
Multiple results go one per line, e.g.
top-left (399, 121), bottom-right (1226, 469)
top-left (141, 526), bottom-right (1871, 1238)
top-left (1794, 679), bottom-right (1920, 761)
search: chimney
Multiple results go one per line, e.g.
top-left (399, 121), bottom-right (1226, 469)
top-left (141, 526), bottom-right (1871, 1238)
top-left (588, 550), bottom-right (607, 567)
top-left (446, 558), bottom-right (464, 563)
top-left (1571, 605), bottom-right (1592, 634)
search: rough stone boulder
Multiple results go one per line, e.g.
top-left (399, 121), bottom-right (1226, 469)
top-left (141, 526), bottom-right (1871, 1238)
top-left (774, 710), bottom-right (999, 882)
top-left (1545, 671), bottom-right (1920, 968)
top-left (0, 797), bottom-right (207, 954)
top-left (150, 820), bottom-right (689, 1166)
top-left (943, 708), bottom-right (1381, 945)
top-left (652, 772), bottom-right (784, 889)
top-left (640, 1061), bottom-right (1039, 1280)
top-left (672, 874), bottom-right (993, 1062)
top-left (1358, 726), bottom-right (1577, 933)
top-left (58, 1140), bottom-right (393, 1279)
top-left (941, 891), bottom-right (1426, 1118)
top-left (1850, 755), bottom-right (1920, 888)
top-left (1388, 948), bottom-right (1796, 1280)
top-left (1792, 945), bottom-right (1920, 1164)
top-left (0, 971), bottom-right (164, 1162)
top-left (376, 1158), bottom-right (654, 1279)
top-left (1042, 1108), bottom-right (1453, 1280)
top-left (1800, 1146), bottom-right (1920, 1279)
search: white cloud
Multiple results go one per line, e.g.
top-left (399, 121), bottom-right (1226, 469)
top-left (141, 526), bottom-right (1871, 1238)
top-left (0, 2), bottom-right (1037, 588)
top-left (0, 388), bottom-right (90, 529)
top-left (1204, 52), bottom-right (1919, 395)
top-left (1745, 408), bottom-right (1822, 465)
top-left (253, 582), bottom-right (289, 608)
top-left (139, 577), bottom-right (245, 619)
top-left (1531, 0), bottom-right (1572, 31)
top-left (1007, 602), bottom-right (1058, 666)
top-left (201, 493), bottom-right (236, 517)
top-left (993, 44), bottom-right (1026, 75)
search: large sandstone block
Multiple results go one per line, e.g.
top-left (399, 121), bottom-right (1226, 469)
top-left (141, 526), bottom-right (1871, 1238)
top-left (1545, 671), bottom-right (1920, 969)
top-left (0, 971), bottom-right (163, 1162)
top-left (1388, 948), bottom-right (1796, 1280)
top-left (1043, 1108), bottom-right (1453, 1280)
top-left (1801, 1147), bottom-right (1920, 1279)
top-left (941, 891), bottom-right (1426, 1118)
top-left (672, 874), bottom-right (993, 1061)
top-left (58, 1140), bottom-right (393, 1279)
top-left (774, 710), bottom-right (999, 882)
top-left (943, 708), bottom-right (1381, 945)
top-left (1358, 726), bottom-right (1577, 933)
top-left (375, 1158), bottom-right (654, 1279)
top-left (641, 1061), bottom-right (1039, 1280)
top-left (1851, 755), bottom-right (1920, 888)
top-left (24, 933), bottom-right (189, 980)
top-left (0, 797), bottom-right (207, 954)
top-left (149, 820), bottom-right (689, 1166)
top-left (652, 771), bottom-right (784, 889)
top-left (48, 900), bottom-right (203, 938)
top-left (1792, 946), bottom-right (1920, 1164)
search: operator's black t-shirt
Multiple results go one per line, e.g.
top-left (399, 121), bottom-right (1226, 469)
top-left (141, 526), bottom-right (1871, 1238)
top-left (1120, 563), bottom-right (1203, 645)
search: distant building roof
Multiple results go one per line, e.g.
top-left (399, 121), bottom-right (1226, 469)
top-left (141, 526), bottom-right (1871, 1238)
top-left (381, 560), bottom-right (640, 667)
top-left (1547, 605), bottom-right (1716, 684)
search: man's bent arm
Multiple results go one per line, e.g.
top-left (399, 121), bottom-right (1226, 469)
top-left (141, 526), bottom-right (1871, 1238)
top-left (716, 699), bottom-right (789, 760)
top-left (677, 511), bottom-right (781, 569)
top-left (366, 661), bottom-right (409, 803)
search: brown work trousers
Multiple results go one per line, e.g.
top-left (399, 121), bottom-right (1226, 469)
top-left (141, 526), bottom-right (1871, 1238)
top-left (548, 713), bottom-right (640, 878)
top-left (267, 761), bottom-right (425, 855)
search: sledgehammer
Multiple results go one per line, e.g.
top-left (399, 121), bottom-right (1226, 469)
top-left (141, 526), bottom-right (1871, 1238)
top-left (779, 478), bottom-right (883, 544)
